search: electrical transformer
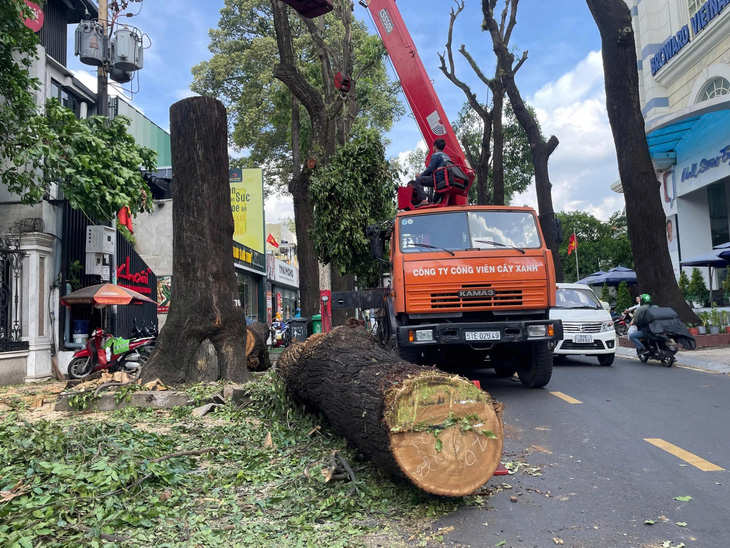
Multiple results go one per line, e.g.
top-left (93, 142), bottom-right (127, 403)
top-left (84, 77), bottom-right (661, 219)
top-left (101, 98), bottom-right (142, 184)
top-left (74, 20), bottom-right (107, 67)
top-left (111, 28), bottom-right (144, 72)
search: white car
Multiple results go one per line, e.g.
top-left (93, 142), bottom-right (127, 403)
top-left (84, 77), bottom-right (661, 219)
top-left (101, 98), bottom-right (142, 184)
top-left (549, 283), bottom-right (617, 366)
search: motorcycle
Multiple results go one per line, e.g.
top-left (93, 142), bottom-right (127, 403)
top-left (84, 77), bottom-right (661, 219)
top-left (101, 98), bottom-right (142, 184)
top-left (271, 320), bottom-right (290, 348)
top-left (613, 313), bottom-right (630, 337)
top-left (636, 332), bottom-right (678, 367)
top-left (67, 327), bottom-right (155, 379)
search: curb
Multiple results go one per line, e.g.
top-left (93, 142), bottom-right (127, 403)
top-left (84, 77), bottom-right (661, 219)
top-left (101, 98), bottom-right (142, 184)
top-left (615, 347), bottom-right (730, 374)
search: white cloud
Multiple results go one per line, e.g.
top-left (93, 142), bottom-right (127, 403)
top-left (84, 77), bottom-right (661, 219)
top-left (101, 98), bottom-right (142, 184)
top-left (265, 194), bottom-right (294, 224)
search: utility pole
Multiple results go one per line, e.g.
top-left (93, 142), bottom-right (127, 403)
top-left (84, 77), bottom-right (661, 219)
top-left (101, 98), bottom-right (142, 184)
top-left (97, 0), bottom-right (108, 117)
top-left (97, 0), bottom-right (117, 334)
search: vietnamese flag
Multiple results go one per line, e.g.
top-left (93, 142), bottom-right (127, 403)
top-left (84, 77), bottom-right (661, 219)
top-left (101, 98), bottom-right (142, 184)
top-left (266, 233), bottom-right (279, 248)
top-left (567, 233), bottom-right (577, 256)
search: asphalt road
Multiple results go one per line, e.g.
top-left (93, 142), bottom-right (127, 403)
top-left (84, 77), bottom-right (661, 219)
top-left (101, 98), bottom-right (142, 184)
top-left (432, 355), bottom-right (730, 548)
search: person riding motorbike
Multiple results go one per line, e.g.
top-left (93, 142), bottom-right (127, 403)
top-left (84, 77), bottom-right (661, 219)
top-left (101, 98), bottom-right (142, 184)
top-left (628, 293), bottom-right (655, 355)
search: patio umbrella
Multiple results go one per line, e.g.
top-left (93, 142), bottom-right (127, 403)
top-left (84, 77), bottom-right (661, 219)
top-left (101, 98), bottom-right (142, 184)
top-left (575, 270), bottom-right (607, 285)
top-left (590, 266), bottom-right (637, 286)
top-left (61, 283), bottom-right (157, 306)
top-left (680, 250), bottom-right (730, 304)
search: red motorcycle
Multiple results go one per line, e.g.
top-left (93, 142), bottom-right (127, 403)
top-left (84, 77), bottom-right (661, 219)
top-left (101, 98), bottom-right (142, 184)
top-left (67, 328), bottom-right (155, 379)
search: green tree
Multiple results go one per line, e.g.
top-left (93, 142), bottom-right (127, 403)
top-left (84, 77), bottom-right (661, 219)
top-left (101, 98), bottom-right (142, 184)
top-left (0, 0), bottom-right (39, 193)
top-left (556, 211), bottom-right (633, 282)
top-left (310, 129), bottom-right (396, 287)
top-left (615, 282), bottom-right (632, 313)
top-left (687, 268), bottom-right (709, 306)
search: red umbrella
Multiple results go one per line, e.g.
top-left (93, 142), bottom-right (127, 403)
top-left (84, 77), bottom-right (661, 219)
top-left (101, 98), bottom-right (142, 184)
top-left (60, 283), bottom-right (157, 306)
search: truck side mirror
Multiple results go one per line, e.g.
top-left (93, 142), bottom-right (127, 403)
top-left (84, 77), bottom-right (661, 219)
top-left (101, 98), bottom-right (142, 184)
top-left (366, 224), bottom-right (383, 260)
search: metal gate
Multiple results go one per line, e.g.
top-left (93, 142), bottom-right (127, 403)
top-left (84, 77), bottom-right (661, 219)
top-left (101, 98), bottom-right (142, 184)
top-left (0, 236), bottom-right (28, 352)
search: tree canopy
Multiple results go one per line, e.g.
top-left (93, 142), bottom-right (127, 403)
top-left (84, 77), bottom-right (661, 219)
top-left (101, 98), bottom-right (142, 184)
top-left (557, 210), bottom-right (633, 282)
top-left (191, 0), bottom-right (402, 194)
top-left (310, 129), bottom-right (397, 287)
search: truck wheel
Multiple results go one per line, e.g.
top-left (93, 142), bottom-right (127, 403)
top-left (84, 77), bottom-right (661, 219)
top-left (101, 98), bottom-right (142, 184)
top-left (597, 353), bottom-right (615, 366)
top-left (517, 341), bottom-right (553, 388)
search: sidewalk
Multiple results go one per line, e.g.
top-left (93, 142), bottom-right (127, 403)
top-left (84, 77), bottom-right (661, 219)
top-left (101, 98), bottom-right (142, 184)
top-left (616, 340), bottom-right (730, 374)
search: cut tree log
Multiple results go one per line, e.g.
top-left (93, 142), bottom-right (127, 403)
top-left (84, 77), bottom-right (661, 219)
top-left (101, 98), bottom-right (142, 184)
top-left (277, 325), bottom-right (504, 497)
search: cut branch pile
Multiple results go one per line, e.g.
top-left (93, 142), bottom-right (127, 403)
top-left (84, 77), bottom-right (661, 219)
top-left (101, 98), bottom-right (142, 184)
top-left (277, 325), bottom-right (504, 496)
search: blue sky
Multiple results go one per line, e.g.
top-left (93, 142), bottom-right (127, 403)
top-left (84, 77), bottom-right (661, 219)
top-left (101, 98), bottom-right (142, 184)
top-left (67, 0), bottom-right (624, 223)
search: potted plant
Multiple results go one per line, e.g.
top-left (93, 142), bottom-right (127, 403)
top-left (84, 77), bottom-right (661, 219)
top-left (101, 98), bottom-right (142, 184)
top-left (708, 304), bottom-right (722, 335)
top-left (722, 310), bottom-right (730, 334)
top-left (687, 323), bottom-right (700, 336)
top-left (697, 311), bottom-right (709, 335)
top-left (687, 268), bottom-right (709, 308)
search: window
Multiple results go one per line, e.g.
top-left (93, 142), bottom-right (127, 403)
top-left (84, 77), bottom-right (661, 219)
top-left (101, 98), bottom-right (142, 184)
top-left (699, 77), bottom-right (730, 101)
top-left (707, 182), bottom-right (729, 248)
top-left (50, 81), bottom-right (83, 118)
top-left (688, 0), bottom-right (703, 17)
top-left (399, 210), bottom-right (542, 253)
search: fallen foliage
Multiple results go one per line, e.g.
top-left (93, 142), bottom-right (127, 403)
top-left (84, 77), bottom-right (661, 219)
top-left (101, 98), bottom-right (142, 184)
top-left (0, 373), bottom-right (485, 546)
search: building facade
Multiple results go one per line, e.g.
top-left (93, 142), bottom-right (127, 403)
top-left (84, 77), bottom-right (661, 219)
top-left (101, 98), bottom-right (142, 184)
top-left (628, 0), bottom-right (730, 290)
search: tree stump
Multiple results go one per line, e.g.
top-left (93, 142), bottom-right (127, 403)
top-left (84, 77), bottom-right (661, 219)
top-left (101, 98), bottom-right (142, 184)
top-left (277, 326), bottom-right (504, 496)
top-left (246, 322), bottom-right (272, 371)
top-left (140, 97), bottom-right (249, 385)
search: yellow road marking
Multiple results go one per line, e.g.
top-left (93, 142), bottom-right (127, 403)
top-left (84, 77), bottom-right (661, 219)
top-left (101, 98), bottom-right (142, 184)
top-left (549, 391), bottom-right (582, 404)
top-left (644, 438), bottom-right (725, 471)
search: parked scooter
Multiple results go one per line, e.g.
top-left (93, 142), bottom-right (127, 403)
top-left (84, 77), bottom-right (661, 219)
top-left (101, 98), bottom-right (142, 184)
top-left (613, 312), bottom-right (630, 337)
top-left (67, 328), bottom-right (155, 379)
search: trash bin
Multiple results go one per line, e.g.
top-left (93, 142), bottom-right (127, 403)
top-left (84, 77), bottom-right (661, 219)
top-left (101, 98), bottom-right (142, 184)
top-left (288, 317), bottom-right (308, 342)
top-left (312, 314), bottom-right (322, 334)
top-left (73, 319), bottom-right (89, 345)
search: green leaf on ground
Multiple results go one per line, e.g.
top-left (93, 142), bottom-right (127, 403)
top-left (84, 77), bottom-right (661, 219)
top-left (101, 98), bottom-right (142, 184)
top-left (674, 495), bottom-right (693, 501)
top-left (676, 522), bottom-right (687, 527)
top-left (644, 519), bottom-right (655, 525)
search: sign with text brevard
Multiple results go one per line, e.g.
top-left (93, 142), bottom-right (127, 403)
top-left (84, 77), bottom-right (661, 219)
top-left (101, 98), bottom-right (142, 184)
top-left (651, 0), bottom-right (728, 76)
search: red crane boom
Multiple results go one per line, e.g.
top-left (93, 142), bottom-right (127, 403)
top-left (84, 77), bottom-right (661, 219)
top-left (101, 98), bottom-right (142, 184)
top-left (363, 0), bottom-right (468, 168)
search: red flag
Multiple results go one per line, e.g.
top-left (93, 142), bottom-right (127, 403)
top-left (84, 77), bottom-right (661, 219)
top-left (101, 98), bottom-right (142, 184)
top-left (117, 206), bottom-right (133, 233)
top-left (266, 233), bottom-right (279, 248)
top-left (567, 233), bottom-right (577, 256)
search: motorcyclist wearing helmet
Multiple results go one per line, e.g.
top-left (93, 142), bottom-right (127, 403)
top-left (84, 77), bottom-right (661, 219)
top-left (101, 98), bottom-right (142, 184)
top-left (628, 293), bottom-right (654, 353)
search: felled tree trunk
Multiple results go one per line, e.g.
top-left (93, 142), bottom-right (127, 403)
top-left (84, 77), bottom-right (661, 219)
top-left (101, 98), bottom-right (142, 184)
top-left (140, 97), bottom-right (249, 385)
top-left (277, 326), bottom-right (504, 496)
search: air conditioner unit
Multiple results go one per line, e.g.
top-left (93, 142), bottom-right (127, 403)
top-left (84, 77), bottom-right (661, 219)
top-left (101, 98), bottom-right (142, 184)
top-left (86, 225), bottom-right (115, 255)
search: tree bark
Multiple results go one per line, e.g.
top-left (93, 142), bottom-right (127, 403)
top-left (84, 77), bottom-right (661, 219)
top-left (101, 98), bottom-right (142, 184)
top-left (491, 79), bottom-right (505, 205)
top-left (482, 0), bottom-right (564, 281)
top-left (585, 0), bottom-right (697, 324)
top-left (330, 269), bottom-right (355, 327)
top-left (246, 322), bottom-right (272, 371)
top-left (277, 325), bottom-right (505, 496)
top-left (141, 97), bottom-right (250, 384)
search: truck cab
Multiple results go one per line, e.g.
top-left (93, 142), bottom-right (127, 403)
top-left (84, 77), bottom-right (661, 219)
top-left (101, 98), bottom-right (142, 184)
top-left (377, 205), bottom-right (562, 388)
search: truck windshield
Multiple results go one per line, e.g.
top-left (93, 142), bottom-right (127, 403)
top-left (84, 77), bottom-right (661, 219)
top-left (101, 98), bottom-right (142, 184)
top-left (399, 211), bottom-right (541, 253)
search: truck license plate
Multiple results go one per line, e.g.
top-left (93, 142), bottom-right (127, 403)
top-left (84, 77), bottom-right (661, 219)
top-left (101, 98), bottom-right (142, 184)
top-left (574, 334), bottom-right (593, 343)
top-left (465, 331), bottom-right (500, 341)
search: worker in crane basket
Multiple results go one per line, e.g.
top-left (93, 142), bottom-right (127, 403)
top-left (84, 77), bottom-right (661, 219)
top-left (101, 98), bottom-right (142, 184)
top-left (412, 138), bottom-right (450, 206)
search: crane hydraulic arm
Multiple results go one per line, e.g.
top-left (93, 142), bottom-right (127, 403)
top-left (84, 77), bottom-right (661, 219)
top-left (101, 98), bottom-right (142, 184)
top-left (363, 0), bottom-right (467, 167)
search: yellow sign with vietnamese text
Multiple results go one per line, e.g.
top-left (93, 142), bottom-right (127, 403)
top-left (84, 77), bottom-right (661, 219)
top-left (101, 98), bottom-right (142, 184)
top-left (230, 168), bottom-right (264, 253)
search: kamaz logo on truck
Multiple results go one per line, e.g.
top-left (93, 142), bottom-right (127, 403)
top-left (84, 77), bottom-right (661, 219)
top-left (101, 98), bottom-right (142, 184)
top-left (459, 289), bottom-right (496, 298)
top-left (379, 9), bottom-right (394, 34)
